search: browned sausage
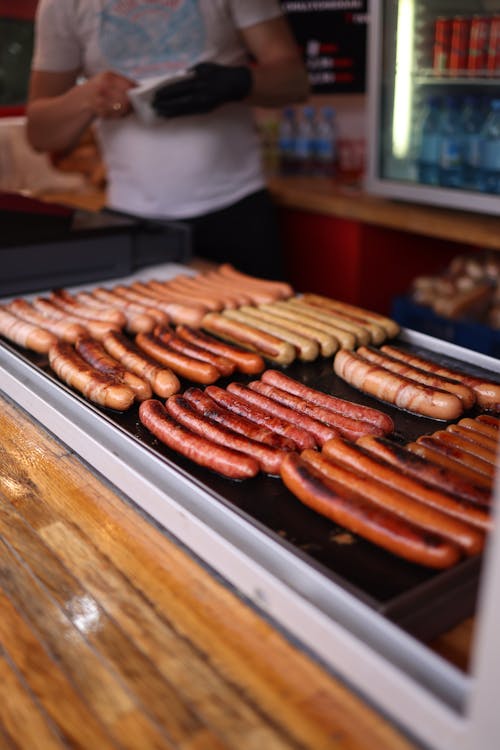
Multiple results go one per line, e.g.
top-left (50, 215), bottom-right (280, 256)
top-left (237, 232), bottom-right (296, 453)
top-left (322, 438), bottom-right (490, 531)
top-left (139, 399), bottom-right (259, 480)
top-left (0, 305), bottom-right (57, 353)
top-left (75, 291), bottom-right (156, 334)
top-left (304, 448), bottom-right (484, 555)
top-left (102, 331), bottom-right (180, 398)
top-left (286, 298), bottom-right (370, 346)
top-left (300, 294), bottom-right (387, 344)
top-left (215, 263), bottom-right (294, 299)
top-left (433, 429), bottom-right (498, 465)
top-left (206, 384), bottom-right (316, 450)
top-left (75, 336), bottom-right (152, 401)
top-left (226, 382), bottom-right (336, 446)
top-left (477, 414), bottom-right (500, 429)
top-left (280, 453), bottom-right (461, 569)
top-left (92, 287), bottom-right (169, 327)
top-left (261, 369), bottom-right (394, 434)
top-left (160, 275), bottom-right (245, 308)
top-left (182, 387), bottom-right (297, 451)
top-left (113, 285), bottom-right (206, 327)
top-left (406, 441), bottom-right (493, 489)
top-left (33, 297), bottom-right (120, 341)
top-left (201, 312), bottom-right (296, 365)
top-left (260, 301), bottom-right (356, 350)
top-left (416, 435), bottom-right (496, 479)
top-left (48, 341), bottom-right (135, 410)
top-left (357, 435), bottom-right (492, 507)
top-left (7, 299), bottom-right (86, 344)
top-left (141, 279), bottom-right (224, 311)
top-left (175, 325), bottom-right (265, 375)
top-left (135, 332), bottom-right (220, 384)
top-left (334, 349), bottom-right (463, 420)
top-left (50, 288), bottom-right (126, 326)
top-left (249, 380), bottom-right (383, 442)
top-left (446, 424), bottom-right (498, 453)
top-left (153, 326), bottom-right (235, 376)
top-left (165, 394), bottom-right (287, 475)
top-left (356, 346), bottom-right (476, 410)
top-left (459, 417), bottom-right (499, 442)
top-left (381, 345), bottom-right (500, 412)
top-left (254, 305), bottom-right (339, 357)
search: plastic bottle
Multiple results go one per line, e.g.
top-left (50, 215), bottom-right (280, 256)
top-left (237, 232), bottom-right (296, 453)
top-left (294, 105), bottom-right (316, 175)
top-left (314, 105), bottom-right (337, 177)
top-left (277, 107), bottom-right (297, 175)
top-left (416, 96), bottom-right (442, 186)
top-left (477, 98), bottom-right (500, 194)
top-left (460, 95), bottom-right (486, 190)
top-left (438, 95), bottom-right (464, 189)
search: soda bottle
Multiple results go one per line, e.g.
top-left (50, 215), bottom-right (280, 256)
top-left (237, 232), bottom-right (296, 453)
top-left (478, 98), bottom-right (500, 194)
top-left (278, 107), bottom-right (297, 175)
top-left (314, 105), bottom-right (337, 177)
top-left (294, 106), bottom-right (316, 175)
top-left (438, 95), bottom-right (464, 189)
top-left (416, 95), bottom-right (442, 185)
top-left (460, 95), bottom-right (486, 189)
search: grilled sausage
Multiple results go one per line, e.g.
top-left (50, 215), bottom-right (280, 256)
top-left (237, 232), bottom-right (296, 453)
top-left (255, 305), bottom-right (339, 357)
top-left (301, 293), bottom-right (400, 338)
top-left (459, 417), bottom-right (499, 442)
top-left (432, 429), bottom-right (497, 465)
top-left (48, 341), bottom-right (135, 410)
top-left (139, 399), bottom-right (259, 480)
top-left (265, 301), bottom-right (356, 350)
top-left (153, 326), bottom-right (235, 377)
top-left (280, 453), bottom-right (461, 569)
top-left (406, 441), bottom-right (493, 489)
top-left (299, 294), bottom-right (387, 344)
top-left (33, 297), bottom-right (120, 341)
top-left (215, 263), bottom-right (294, 299)
top-left (93, 287), bottom-right (169, 326)
top-left (75, 336), bottom-right (152, 401)
top-left (334, 349), bottom-right (463, 420)
top-left (50, 288), bottom-right (126, 326)
top-left (202, 312), bottom-right (296, 365)
top-left (175, 325), bottom-right (265, 375)
top-left (135, 332), bottom-right (220, 384)
top-left (6, 299), bottom-right (86, 344)
top-left (416, 435), bottom-right (496, 479)
top-left (0, 305), bottom-right (57, 353)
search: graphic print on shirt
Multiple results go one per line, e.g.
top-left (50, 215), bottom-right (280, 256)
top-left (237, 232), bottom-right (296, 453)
top-left (98, 0), bottom-right (206, 79)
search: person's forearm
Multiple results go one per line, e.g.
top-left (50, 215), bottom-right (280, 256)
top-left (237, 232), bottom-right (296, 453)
top-left (26, 82), bottom-right (97, 154)
top-left (248, 60), bottom-right (310, 108)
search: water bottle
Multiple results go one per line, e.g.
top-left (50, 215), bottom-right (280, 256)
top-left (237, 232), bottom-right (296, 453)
top-left (294, 105), bottom-right (316, 175)
top-left (314, 105), bottom-right (337, 177)
top-left (477, 98), bottom-right (500, 194)
top-left (416, 96), bottom-right (442, 186)
top-left (438, 95), bottom-right (464, 189)
top-left (278, 107), bottom-right (297, 175)
top-left (460, 95), bottom-right (486, 190)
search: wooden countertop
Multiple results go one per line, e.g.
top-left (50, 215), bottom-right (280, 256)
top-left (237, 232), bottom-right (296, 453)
top-left (0, 391), bottom-right (474, 750)
top-left (39, 177), bottom-right (500, 252)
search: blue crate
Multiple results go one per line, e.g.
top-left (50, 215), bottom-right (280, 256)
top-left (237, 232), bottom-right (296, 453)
top-left (392, 296), bottom-right (500, 359)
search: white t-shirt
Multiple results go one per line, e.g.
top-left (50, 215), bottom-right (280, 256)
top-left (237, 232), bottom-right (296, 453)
top-left (32, 0), bottom-right (282, 219)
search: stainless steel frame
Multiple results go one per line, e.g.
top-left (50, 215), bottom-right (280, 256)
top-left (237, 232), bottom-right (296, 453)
top-left (1, 320), bottom-right (499, 750)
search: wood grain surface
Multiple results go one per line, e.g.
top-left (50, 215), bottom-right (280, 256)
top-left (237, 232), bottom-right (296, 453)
top-left (0, 392), bottom-right (472, 750)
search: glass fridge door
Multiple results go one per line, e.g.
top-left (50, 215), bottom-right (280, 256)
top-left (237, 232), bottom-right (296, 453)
top-left (367, 0), bottom-right (500, 215)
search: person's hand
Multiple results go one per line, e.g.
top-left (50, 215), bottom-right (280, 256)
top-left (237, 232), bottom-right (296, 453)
top-left (84, 71), bottom-right (135, 119)
top-left (152, 62), bottom-right (252, 118)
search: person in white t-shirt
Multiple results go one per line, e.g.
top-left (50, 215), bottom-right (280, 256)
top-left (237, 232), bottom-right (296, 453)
top-left (26, 0), bottom-right (309, 279)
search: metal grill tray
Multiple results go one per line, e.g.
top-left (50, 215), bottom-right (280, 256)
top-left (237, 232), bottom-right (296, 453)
top-left (1, 324), bottom-right (496, 645)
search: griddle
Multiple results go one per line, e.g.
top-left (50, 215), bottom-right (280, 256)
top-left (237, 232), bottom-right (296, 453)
top-left (1, 327), bottom-right (495, 644)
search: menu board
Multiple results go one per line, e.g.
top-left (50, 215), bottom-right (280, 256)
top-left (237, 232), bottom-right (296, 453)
top-left (280, 1), bottom-right (368, 94)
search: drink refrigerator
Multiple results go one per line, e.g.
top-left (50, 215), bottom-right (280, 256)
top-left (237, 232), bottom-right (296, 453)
top-left (366, 0), bottom-right (500, 216)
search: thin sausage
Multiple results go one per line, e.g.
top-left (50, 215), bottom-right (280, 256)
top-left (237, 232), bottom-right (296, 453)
top-left (131, 280), bottom-right (222, 313)
top-left (163, 274), bottom-right (248, 308)
top-left (334, 349), bottom-right (463, 420)
top-left (139, 399), bottom-right (259, 480)
top-left (175, 325), bottom-right (265, 375)
top-left (50, 288), bottom-right (126, 326)
top-left (75, 336), bottom-right (152, 401)
top-left (93, 287), bottom-right (169, 326)
top-left (286, 298), bottom-right (370, 346)
top-left (301, 293), bottom-right (401, 338)
top-left (225, 382), bottom-right (336, 446)
top-left (304, 448), bottom-right (484, 554)
top-left (141, 278), bottom-right (224, 311)
top-left (249, 380), bottom-right (383, 442)
top-left (280, 453), bottom-right (461, 569)
top-left (447, 424), bottom-right (498, 452)
top-left (135, 332), bottom-right (220, 384)
top-left (256, 304), bottom-right (339, 356)
top-left (202, 312), bottom-right (296, 365)
top-left (0, 305), bottom-right (57, 353)
top-left (381, 345), bottom-right (500, 412)
top-left (357, 435), bottom-right (492, 507)
top-left (407, 441), bottom-right (493, 489)
top-left (223, 307), bottom-right (320, 362)
top-left (182, 387), bottom-right (297, 451)
top-left (322, 438), bottom-right (490, 532)
top-left (207, 384), bottom-right (316, 450)
top-left (299, 295), bottom-right (387, 344)
top-left (215, 263), bottom-right (294, 299)
top-left (357, 346), bottom-right (476, 410)
top-left (433, 429), bottom-right (497, 465)
top-left (153, 326), bottom-right (235, 376)
top-left (113, 285), bottom-right (206, 327)
top-left (102, 331), bottom-right (180, 398)
top-left (459, 417), bottom-right (499, 442)
top-left (261, 369), bottom-right (394, 434)
top-left (33, 297), bottom-right (120, 341)
top-left (48, 341), bottom-right (135, 411)
top-left (266, 301), bottom-right (356, 350)
top-left (416, 435), bottom-right (496, 479)
top-left (166, 394), bottom-right (286, 475)
top-left (75, 291), bottom-right (155, 334)
top-left (477, 414), bottom-right (500, 429)
top-left (7, 299), bottom-right (86, 344)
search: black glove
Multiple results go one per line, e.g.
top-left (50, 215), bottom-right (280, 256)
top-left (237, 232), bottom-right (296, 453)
top-left (152, 62), bottom-right (252, 118)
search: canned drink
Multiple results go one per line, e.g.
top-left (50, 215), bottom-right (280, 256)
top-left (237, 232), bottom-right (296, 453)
top-left (449, 16), bottom-right (471, 73)
top-left (433, 16), bottom-right (452, 73)
top-left (487, 15), bottom-right (500, 74)
top-left (468, 16), bottom-right (490, 75)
